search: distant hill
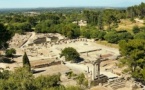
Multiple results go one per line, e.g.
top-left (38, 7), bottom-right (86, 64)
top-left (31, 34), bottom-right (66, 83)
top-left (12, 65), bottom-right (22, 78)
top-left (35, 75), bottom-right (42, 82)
top-left (0, 7), bottom-right (126, 13)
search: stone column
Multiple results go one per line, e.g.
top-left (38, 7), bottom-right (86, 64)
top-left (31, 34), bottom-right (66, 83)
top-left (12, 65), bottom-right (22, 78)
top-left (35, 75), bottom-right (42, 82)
top-left (92, 64), bottom-right (95, 80)
top-left (94, 64), bottom-right (96, 79)
top-left (87, 66), bottom-right (89, 73)
top-left (97, 63), bottom-right (100, 80)
top-left (87, 52), bottom-right (89, 56)
top-left (61, 56), bottom-right (65, 65)
top-left (88, 73), bottom-right (91, 88)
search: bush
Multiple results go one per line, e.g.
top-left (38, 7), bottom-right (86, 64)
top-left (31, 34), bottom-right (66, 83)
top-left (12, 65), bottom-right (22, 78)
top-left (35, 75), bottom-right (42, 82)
top-left (5, 48), bottom-right (16, 57)
top-left (60, 47), bottom-right (80, 63)
top-left (132, 25), bottom-right (140, 34)
top-left (104, 31), bottom-right (118, 43)
top-left (76, 73), bottom-right (88, 87)
top-left (134, 32), bottom-right (145, 39)
top-left (66, 86), bottom-right (83, 90)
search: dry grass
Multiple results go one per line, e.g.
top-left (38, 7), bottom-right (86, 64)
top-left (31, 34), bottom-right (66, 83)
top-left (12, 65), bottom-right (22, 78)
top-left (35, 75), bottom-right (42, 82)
top-left (90, 86), bottom-right (108, 90)
top-left (96, 40), bottom-right (119, 49)
top-left (116, 19), bottom-right (144, 32)
top-left (103, 19), bottom-right (144, 33)
top-left (97, 19), bottom-right (144, 48)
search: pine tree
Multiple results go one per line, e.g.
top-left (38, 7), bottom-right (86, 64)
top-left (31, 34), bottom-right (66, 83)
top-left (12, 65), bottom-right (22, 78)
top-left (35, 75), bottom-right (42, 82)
top-left (23, 52), bottom-right (31, 71)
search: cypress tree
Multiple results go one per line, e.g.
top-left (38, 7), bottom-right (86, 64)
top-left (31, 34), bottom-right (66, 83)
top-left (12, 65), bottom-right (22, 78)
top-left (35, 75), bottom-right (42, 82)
top-left (23, 52), bottom-right (31, 71)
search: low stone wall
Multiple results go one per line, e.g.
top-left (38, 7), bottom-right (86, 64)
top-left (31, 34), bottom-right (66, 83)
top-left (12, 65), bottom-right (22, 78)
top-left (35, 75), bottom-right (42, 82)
top-left (32, 61), bottom-right (61, 68)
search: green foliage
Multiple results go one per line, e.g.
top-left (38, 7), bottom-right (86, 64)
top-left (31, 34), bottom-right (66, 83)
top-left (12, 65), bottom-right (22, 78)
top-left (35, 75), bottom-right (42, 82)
top-left (83, 10), bottom-right (99, 25)
top-left (0, 67), bottom-right (82, 90)
top-left (104, 31), bottom-right (118, 43)
top-left (35, 20), bottom-right (80, 39)
top-left (127, 2), bottom-right (145, 18)
top-left (0, 67), bottom-right (35, 90)
top-left (104, 30), bottom-right (133, 43)
top-left (118, 40), bottom-right (128, 55)
top-left (60, 47), bottom-right (80, 63)
top-left (5, 48), bottom-right (16, 57)
top-left (34, 74), bottom-right (61, 89)
top-left (23, 52), bottom-right (31, 71)
top-left (0, 23), bottom-right (12, 49)
top-left (98, 12), bottom-right (104, 30)
top-left (0, 69), bottom-right (10, 79)
top-left (119, 39), bottom-right (145, 81)
top-left (89, 28), bottom-right (106, 40)
top-left (89, 29), bottom-right (99, 38)
top-left (98, 31), bottom-right (106, 40)
top-left (117, 31), bottom-right (133, 41)
top-left (132, 25), bottom-right (140, 34)
top-left (66, 71), bottom-right (77, 79)
top-left (80, 27), bottom-right (90, 38)
top-left (134, 32), bottom-right (145, 39)
top-left (103, 9), bottom-right (119, 29)
top-left (7, 22), bottom-right (32, 34)
top-left (76, 73), bottom-right (88, 87)
top-left (66, 86), bottom-right (83, 90)
top-left (62, 24), bottom-right (80, 39)
top-left (140, 67), bottom-right (145, 81)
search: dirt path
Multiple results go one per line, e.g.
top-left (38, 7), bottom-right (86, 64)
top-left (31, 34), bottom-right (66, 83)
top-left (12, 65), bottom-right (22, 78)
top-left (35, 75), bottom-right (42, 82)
top-left (20, 32), bottom-right (35, 48)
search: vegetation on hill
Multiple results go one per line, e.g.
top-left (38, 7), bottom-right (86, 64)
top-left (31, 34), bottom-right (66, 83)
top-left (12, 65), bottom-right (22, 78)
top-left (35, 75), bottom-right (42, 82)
top-left (1, 2), bottom-right (145, 86)
top-left (0, 3), bottom-right (145, 45)
top-left (119, 39), bottom-right (145, 82)
top-left (0, 67), bottom-right (82, 90)
top-left (0, 23), bottom-right (13, 49)
top-left (127, 2), bottom-right (145, 19)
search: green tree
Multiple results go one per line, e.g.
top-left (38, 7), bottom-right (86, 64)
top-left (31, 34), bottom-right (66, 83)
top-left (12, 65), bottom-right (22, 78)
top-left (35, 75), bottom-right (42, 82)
top-left (76, 73), bottom-right (88, 87)
top-left (0, 23), bottom-right (12, 49)
top-left (80, 26), bottom-right (91, 38)
top-left (62, 24), bottom-right (80, 39)
top-left (89, 27), bottom-right (99, 39)
top-left (83, 10), bottom-right (99, 25)
top-left (117, 31), bottom-right (133, 41)
top-left (98, 13), bottom-right (104, 30)
top-left (104, 31), bottom-right (119, 43)
top-left (5, 48), bottom-right (16, 58)
top-left (119, 39), bottom-right (145, 80)
top-left (134, 32), bottom-right (145, 39)
top-left (103, 10), bottom-right (119, 30)
top-left (23, 52), bottom-right (31, 71)
top-left (0, 67), bottom-right (77, 90)
top-left (60, 47), bottom-right (80, 63)
top-left (98, 31), bottom-right (106, 40)
top-left (0, 69), bottom-right (10, 79)
top-left (0, 67), bottom-right (35, 90)
top-left (77, 73), bottom-right (85, 86)
top-left (132, 25), bottom-right (140, 34)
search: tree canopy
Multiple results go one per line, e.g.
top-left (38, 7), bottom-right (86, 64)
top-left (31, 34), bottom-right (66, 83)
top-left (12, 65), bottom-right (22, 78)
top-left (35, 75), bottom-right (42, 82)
top-left (5, 48), bottom-right (16, 58)
top-left (60, 47), bottom-right (80, 63)
top-left (0, 23), bottom-right (12, 49)
top-left (0, 67), bottom-right (83, 90)
top-left (119, 39), bottom-right (145, 81)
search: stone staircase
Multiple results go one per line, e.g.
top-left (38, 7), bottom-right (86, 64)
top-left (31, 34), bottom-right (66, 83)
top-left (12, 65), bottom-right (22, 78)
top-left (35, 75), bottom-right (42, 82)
top-left (110, 81), bottom-right (125, 90)
top-left (107, 78), bottom-right (126, 90)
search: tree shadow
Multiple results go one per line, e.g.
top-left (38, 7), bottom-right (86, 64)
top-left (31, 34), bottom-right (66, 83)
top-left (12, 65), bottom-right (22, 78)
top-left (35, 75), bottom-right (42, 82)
top-left (14, 55), bottom-right (22, 58)
top-left (78, 57), bottom-right (84, 62)
top-left (0, 57), bottom-right (15, 63)
top-left (74, 57), bottom-right (84, 63)
top-left (32, 69), bottom-right (46, 74)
